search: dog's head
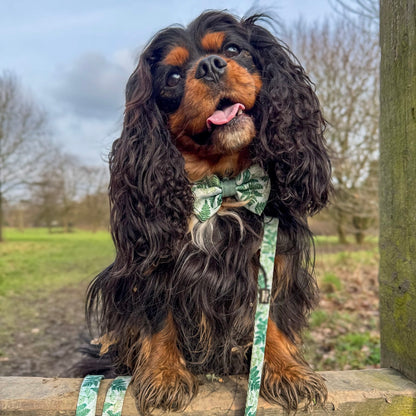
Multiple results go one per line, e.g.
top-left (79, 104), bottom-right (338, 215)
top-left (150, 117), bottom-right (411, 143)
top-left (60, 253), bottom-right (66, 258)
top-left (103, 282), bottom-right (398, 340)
top-left (110, 11), bottom-right (332, 274)
top-left (153, 20), bottom-right (262, 163)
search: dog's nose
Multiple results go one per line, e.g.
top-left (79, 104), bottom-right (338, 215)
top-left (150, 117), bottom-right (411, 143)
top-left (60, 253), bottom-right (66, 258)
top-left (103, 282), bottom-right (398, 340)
top-left (195, 55), bottom-right (227, 82)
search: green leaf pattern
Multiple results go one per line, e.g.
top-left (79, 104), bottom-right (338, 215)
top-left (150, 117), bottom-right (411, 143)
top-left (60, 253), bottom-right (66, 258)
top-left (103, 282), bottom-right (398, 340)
top-left (245, 217), bottom-right (279, 416)
top-left (192, 165), bottom-right (271, 222)
top-left (102, 376), bottom-right (132, 416)
top-left (76, 375), bottom-right (131, 416)
top-left (76, 375), bottom-right (103, 416)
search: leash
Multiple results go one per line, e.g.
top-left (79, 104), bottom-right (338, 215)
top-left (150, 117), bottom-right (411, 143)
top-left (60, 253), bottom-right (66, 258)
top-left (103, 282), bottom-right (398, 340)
top-left (76, 375), bottom-right (131, 416)
top-left (193, 166), bottom-right (278, 415)
top-left (76, 166), bottom-right (277, 415)
top-left (244, 217), bottom-right (278, 416)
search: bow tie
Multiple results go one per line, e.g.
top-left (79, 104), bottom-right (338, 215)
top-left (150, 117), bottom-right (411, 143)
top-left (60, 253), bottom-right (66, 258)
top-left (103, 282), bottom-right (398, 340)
top-left (192, 165), bottom-right (271, 222)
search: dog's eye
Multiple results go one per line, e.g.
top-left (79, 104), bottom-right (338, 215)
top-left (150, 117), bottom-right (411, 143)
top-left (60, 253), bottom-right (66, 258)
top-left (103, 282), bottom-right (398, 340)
top-left (166, 72), bottom-right (181, 87)
top-left (224, 44), bottom-right (241, 58)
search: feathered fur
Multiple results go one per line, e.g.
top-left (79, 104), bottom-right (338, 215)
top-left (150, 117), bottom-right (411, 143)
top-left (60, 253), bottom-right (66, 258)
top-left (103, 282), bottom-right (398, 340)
top-left (79, 11), bottom-right (332, 414)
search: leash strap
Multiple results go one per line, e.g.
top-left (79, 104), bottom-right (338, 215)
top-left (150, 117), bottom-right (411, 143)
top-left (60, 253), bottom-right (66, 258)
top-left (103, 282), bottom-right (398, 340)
top-left (244, 217), bottom-right (279, 416)
top-left (76, 375), bottom-right (132, 416)
top-left (76, 375), bottom-right (103, 416)
top-left (102, 376), bottom-right (132, 416)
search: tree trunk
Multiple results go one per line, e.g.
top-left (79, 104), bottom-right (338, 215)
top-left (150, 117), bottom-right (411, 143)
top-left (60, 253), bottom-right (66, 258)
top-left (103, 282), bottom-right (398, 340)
top-left (354, 232), bottom-right (365, 245)
top-left (337, 224), bottom-right (348, 244)
top-left (379, 0), bottom-right (416, 382)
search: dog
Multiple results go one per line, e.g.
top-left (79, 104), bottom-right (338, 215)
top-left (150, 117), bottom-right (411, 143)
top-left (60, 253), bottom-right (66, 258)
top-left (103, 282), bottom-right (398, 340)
top-left (81, 10), bottom-right (332, 414)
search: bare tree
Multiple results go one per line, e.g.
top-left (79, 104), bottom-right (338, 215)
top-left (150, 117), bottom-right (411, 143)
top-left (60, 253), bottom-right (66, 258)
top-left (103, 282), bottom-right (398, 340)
top-left (30, 147), bottom-right (64, 231)
top-left (330, 0), bottom-right (379, 30)
top-left (58, 154), bottom-right (86, 232)
top-left (31, 152), bottom-right (88, 232)
top-left (0, 71), bottom-right (50, 240)
top-left (285, 17), bottom-right (380, 243)
top-left (75, 165), bottom-right (109, 232)
top-left (31, 174), bottom-right (63, 231)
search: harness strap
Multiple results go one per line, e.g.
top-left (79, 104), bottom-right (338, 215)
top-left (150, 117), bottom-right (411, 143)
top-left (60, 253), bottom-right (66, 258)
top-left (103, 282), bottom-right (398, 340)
top-left (76, 375), bottom-right (103, 416)
top-left (244, 217), bottom-right (279, 416)
top-left (102, 376), bottom-right (132, 416)
top-left (75, 375), bottom-right (132, 416)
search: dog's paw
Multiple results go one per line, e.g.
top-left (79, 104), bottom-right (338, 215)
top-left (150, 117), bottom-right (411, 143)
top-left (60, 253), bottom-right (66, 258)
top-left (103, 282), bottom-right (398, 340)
top-left (132, 366), bottom-right (198, 414)
top-left (261, 362), bottom-right (327, 412)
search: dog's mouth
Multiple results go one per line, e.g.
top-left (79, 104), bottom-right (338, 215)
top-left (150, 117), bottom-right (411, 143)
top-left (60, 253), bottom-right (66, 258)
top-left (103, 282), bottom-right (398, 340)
top-left (191, 98), bottom-right (253, 149)
top-left (206, 100), bottom-right (246, 131)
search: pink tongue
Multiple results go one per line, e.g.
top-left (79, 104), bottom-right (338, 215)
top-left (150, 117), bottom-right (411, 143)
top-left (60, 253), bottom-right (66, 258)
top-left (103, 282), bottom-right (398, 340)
top-left (206, 103), bottom-right (245, 129)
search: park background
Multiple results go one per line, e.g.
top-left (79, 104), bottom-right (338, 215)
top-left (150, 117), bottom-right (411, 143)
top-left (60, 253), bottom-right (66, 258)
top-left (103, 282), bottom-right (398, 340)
top-left (0, 0), bottom-right (380, 377)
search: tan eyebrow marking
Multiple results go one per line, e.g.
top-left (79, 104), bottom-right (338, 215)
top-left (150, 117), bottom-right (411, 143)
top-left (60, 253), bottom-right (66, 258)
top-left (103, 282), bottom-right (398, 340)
top-left (201, 32), bottom-right (225, 52)
top-left (163, 46), bottom-right (190, 66)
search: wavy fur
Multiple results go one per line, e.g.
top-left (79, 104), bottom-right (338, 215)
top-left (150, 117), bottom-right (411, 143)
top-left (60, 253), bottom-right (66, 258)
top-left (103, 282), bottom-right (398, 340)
top-left (79, 11), bottom-right (332, 414)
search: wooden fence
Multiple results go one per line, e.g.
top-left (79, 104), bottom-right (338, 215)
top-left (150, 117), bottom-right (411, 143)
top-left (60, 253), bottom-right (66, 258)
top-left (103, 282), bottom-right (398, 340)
top-left (1, 369), bottom-right (416, 415)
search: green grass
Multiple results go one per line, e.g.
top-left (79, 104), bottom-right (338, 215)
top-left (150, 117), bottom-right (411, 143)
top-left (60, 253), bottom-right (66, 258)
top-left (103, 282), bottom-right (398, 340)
top-left (331, 331), bottom-right (380, 369)
top-left (0, 227), bottom-right (114, 296)
top-left (304, 238), bottom-right (380, 371)
top-left (314, 235), bottom-right (379, 246)
top-left (321, 272), bottom-right (343, 293)
top-left (0, 228), bottom-right (115, 350)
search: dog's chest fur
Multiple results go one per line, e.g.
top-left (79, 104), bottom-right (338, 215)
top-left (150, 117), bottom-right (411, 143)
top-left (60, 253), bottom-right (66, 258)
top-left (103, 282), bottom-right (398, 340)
top-left (165, 208), bottom-right (264, 373)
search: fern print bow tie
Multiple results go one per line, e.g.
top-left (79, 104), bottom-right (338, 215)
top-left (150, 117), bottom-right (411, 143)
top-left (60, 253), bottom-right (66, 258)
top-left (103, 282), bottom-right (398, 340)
top-left (192, 165), bottom-right (271, 222)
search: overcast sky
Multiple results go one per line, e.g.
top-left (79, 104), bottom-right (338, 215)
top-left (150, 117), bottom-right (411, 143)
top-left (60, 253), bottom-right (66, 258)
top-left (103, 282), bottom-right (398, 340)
top-left (1, 0), bottom-right (333, 166)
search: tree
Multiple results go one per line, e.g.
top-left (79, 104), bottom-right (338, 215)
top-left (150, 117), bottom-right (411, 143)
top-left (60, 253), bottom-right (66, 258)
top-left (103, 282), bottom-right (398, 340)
top-left (30, 148), bottom-right (65, 231)
top-left (31, 152), bottom-right (88, 232)
top-left (57, 154), bottom-right (86, 232)
top-left (29, 151), bottom-right (110, 232)
top-left (285, 17), bottom-right (380, 243)
top-left (74, 165), bottom-right (109, 232)
top-left (0, 71), bottom-right (49, 241)
top-left (330, 0), bottom-right (379, 32)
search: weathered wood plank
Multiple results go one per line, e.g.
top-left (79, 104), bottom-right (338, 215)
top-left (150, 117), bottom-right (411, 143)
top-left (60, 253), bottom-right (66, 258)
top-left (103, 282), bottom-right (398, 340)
top-left (0, 369), bottom-right (416, 415)
top-left (379, 0), bottom-right (416, 382)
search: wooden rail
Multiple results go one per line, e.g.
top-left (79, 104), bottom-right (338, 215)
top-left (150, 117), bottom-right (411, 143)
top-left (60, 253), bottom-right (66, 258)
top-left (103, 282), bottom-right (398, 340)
top-left (1, 369), bottom-right (416, 415)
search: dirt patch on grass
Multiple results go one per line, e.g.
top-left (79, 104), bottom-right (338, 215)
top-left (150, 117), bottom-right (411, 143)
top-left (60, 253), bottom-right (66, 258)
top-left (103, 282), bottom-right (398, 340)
top-left (0, 284), bottom-right (89, 377)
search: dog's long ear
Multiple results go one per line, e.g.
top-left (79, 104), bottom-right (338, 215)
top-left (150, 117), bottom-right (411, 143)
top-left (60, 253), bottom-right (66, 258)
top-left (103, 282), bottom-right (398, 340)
top-left (242, 16), bottom-right (333, 338)
top-left (109, 53), bottom-right (193, 278)
top-left (244, 16), bottom-right (332, 220)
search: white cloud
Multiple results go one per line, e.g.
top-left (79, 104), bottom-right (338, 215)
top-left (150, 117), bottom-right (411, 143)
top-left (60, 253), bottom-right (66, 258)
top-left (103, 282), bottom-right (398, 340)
top-left (47, 49), bottom-right (133, 165)
top-left (53, 52), bottom-right (131, 119)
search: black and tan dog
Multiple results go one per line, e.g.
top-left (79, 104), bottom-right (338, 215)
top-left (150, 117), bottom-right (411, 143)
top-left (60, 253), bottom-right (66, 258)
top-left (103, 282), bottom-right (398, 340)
top-left (80, 10), bottom-right (332, 414)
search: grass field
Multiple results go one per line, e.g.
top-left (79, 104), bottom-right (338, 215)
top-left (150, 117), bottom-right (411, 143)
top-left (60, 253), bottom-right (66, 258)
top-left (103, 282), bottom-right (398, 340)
top-left (0, 227), bottom-right (114, 296)
top-left (0, 228), bottom-right (115, 376)
top-left (0, 227), bottom-right (380, 376)
top-left (306, 236), bottom-right (380, 370)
